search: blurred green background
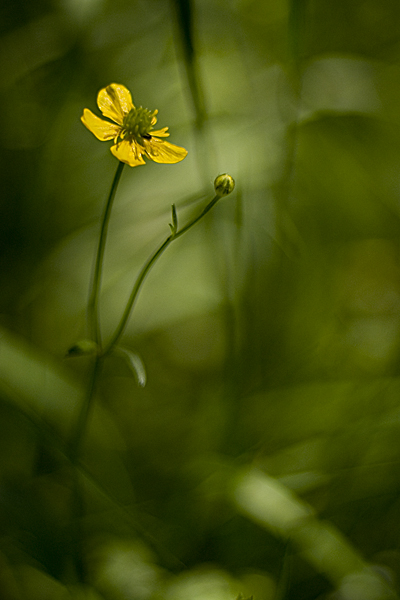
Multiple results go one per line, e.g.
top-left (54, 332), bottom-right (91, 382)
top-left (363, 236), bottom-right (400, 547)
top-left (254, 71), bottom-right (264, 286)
top-left (1, 0), bottom-right (400, 598)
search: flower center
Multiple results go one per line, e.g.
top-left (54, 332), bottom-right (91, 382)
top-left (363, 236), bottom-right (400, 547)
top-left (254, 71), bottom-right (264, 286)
top-left (123, 107), bottom-right (156, 142)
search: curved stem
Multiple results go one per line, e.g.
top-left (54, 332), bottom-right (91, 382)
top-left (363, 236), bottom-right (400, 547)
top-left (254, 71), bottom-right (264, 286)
top-left (174, 194), bottom-right (219, 239)
top-left (88, 161), bottom-right (125, 346)
top-left (104, 194), bottom-right (220, 354)
top-left (104, 236), bottom-right (173, 354)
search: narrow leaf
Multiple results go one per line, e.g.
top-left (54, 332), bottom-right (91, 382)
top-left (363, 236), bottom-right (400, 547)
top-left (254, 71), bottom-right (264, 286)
top-left (117, 347), bottom-right (147, 387)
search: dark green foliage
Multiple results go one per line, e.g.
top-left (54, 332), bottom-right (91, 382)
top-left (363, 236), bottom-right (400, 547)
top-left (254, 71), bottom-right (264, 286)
top-left (0, 1), bottom-right (400, 599)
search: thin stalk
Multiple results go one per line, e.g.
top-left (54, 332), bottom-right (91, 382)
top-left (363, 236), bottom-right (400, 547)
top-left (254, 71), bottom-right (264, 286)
top-left (69, 162), bottom-right (124, 460)
top-left (66, 186), bottom-right (224, 584)
top-left (174, 194), bottom-right (219, 239)
top-left (68, 354), bottom-right (103, 463)
top-left (69, 162), bottom-right (124, 461)
top-left (104, 194), bottom-right (220, 354)
top-left (88, 161), bottom-right (125, 346)
top-left (66, 352), bottom-right (103, 585)
top-left (71, 192), bottom-right (221, 451)
top-left (67, 161), bottom-right (125, 585)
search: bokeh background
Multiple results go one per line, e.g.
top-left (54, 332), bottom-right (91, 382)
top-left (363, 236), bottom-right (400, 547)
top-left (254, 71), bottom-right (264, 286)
top-left (1, 0), bottom-right (400, 598)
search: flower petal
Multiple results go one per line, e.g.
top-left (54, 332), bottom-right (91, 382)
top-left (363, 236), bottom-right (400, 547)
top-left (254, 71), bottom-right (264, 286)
top-left (110, 140), bottom-right (146, 167)
top-left (81, 109), bottom-right (121, 141)
top-left (144, 138), bottom-right (188, 164)
top-left (151, 127), bottom-right (170, 138)
top-left (97, 83), bottom-right (134, 125)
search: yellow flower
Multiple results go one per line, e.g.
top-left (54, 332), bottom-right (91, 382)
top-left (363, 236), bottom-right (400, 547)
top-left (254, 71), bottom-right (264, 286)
top-left (81, 83), bottom-right (188, 167)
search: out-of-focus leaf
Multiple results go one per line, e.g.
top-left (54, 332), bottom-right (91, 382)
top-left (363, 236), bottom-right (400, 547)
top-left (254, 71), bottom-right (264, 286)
top-left (233, 468), bottom-right (397, 599)
top-left (0, 327), bottom-right (82, 437)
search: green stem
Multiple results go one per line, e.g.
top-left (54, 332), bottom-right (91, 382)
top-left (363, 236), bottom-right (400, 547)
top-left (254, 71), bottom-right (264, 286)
top-left (71, 191), bottom-right (221, 453)
top-left (67, 161), bottom-right (125, 584)
top-left (69, 161), bottom-right (124, 461)
top-left (104, 237), bottom-right (173, 354)
top-left (68, 354), bottom-right (103, 463)
top-left (88, 161), bottom-right (125, 346)
top-left (174, 194), bottom-right (220, 239)
top-left (104, 194), bottom-right (220, 354)
top-left (67, 353), bottom-right (102, 583)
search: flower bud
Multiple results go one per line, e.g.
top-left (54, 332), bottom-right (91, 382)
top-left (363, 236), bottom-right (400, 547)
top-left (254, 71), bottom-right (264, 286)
top-left (214, 174), bottom-right (235, 197)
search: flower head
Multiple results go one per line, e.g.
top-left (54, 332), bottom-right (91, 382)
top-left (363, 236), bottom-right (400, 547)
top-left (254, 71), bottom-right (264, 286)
top-left (81, 83), bottom-right (188, 167)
